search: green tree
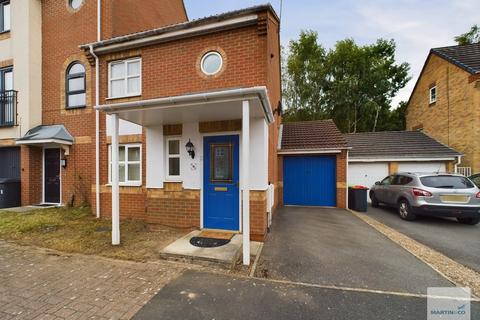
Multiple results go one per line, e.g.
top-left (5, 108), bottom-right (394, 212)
top-left (282, 31), bottom-right (410, 133)
top-left (454, 25), bottom-right (480, 45)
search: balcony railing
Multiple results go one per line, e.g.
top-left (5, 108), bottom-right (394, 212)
top-left (0, 90), bottom-right (17, 127)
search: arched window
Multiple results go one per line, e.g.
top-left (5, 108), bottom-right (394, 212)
top-left (66, 62), bottom-right (86, 109)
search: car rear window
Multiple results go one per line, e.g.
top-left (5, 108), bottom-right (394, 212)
top-left (420, 176), bottom-right (474, 189)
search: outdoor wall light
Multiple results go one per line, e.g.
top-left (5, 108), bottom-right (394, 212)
top-left (61, 158), bottom-right (67, 168)
top-left (185, 139), bottom-right (195, 159)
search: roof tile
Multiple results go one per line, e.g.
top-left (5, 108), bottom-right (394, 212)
top-left (281, 120), bottom-right (348, 151)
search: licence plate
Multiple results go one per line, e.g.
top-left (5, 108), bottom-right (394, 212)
top-left (440, 195), bottom-right (469, 203)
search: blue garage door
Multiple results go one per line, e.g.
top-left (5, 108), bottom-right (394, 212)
top-left (283, 155), bottom-right (336, 206)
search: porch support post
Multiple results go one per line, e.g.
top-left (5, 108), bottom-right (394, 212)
top-left (111, 113), bottom-right (120, 245)
top-left (242, 100), bottom-right (250, 265)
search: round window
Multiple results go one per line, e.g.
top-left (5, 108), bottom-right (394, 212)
top-left (201, 51), bottom-right (223, 76)
top-left (70, 0), bottom-right (83, 10)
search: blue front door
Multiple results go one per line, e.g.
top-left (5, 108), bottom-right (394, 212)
top-left (203, 135), bottom-right (240, 231)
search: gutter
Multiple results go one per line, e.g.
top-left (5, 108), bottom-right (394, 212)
top-left (277, 148), bottom-right (350, 155)
top-left (83, 14), bottom-right (259, 55)
top-left (96, 87), bottom-right (275, 124)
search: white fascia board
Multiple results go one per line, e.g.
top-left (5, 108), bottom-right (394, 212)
top-left (348, 157), bottom-right (457, 163)
top-left (91, 15), bottom-right (258, 54)
top-left (278, 149), bottom-right (342, 155)
top-left (16, 139), bottom-right (74, 146)
top-left (97, 87), bottom-right (274, 124)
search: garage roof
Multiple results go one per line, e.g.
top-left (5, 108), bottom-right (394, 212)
top-left (345, 131), bottom-right (462, 159)
top-left (280, 120), bottom-right (349, 152)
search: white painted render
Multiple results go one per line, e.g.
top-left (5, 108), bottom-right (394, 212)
top-left (0, 0), bottom-right (42, 140)
top-left (106, 115), bottom-right (143, 136)
top-left (145, 119), bottom-right (268, 191)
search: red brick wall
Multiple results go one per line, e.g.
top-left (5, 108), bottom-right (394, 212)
top-left (265, 12), bottom-right (282, 213)
top-left (20, 146), bottom-right (42, 206)
top-left (336, 150), bottom-right (347, 209)
top-left (250, 191), bottom-right (268, 241)
top-left (110, 0), bottom-right (187, 37)
top-left (99, 26), bottom-right (269, 102)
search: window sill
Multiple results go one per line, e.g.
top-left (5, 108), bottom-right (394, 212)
top-left (105, 183), bottom-right (142, 187)
top-left (106, 94), bottom-right (141, 101)
top-left (165, 179), bottom-right (182, 183)
top-left (65, 105), bottom-right (87, 110)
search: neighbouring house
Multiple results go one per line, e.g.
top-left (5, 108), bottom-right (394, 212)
top-left (346, 131), bottom-right (462, 201)
top-left (406, 43), bottom-right (480, 176)
top-left (0, 0), bottom-right (42, 208)
top-left (278, 120), bottom-right (349, 208)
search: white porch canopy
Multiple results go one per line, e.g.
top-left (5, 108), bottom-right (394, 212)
top-left (96, 87), bottom-right (273, 266)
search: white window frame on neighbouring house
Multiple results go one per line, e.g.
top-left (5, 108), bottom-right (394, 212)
top-left (166, 138), bottom-right (181, 181)
top-left (0, 1), bottom-right (10, 33)
top-left (108, 58), bottom-right (142, 99)
top-left (108, 143), bottom-right (142, 186)
top-left (429, 86), bottom-right (437, 104)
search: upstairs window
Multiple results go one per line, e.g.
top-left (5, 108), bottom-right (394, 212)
top-left (0, 1), bottom-right (10, 32)
top-left (66, 62), bottom-right (86, 109)
top-left (108, 58), bottom-right (141, 99)
top-left (429, 86), bottom-right (437, 104)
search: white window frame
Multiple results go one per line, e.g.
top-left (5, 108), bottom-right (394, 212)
top-left (429, 86), bottom-right (437, 104)
top-left (108, 57), bottom-right (142, 99)
top-left (166, 137), bottom-right (181, 181)
top-left (1, 1), bottom-right (10, 33)
top-left (200, 51), bottom-right (223, 76)
top-left (108, 143), bottom-right (142, 186)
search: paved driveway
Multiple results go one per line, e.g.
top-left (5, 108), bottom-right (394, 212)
top-left (256, 207), bottom-right (452, 294)
top-left (366, 204), bottom-right (480, 273)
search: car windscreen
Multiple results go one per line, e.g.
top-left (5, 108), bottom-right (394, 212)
top-left (420, 176), bottom-right (474, 189)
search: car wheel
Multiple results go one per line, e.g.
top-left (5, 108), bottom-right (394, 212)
top-left (370, 193), bottom-right (379, 208)
top-left (398, 199), bottom-right (416, 221)
top-left (457, 217), bottom-right (480, 225)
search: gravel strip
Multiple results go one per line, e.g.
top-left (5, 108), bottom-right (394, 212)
top-left (349, 210), bottom-right (480, 298)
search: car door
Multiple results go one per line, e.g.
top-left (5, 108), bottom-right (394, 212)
top-left (375, 175), bottom-right (394, 203)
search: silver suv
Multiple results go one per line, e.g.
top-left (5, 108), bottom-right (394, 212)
top-left (370, 172), bottom-right (480, 225)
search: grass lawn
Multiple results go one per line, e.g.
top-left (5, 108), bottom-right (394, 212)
top-left (0, 206), bottom-right (188, 262)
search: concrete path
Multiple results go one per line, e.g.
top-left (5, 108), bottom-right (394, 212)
top-left (0, 241), bottom-right (186, 320)
top-left (365, 205), bottom-right (480, 273)
top-left (134, 270), bottom-right (480, 320)
top-left (256, 207), bottom-right (452, 294)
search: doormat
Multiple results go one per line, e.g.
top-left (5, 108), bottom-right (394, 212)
top-left (198, 231), bottom-right (234, 240)
top-left (190, 237), bottom-right (231, 248)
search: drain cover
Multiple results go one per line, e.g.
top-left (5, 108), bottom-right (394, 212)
top-left (190, 237), bottom-right (230, 248)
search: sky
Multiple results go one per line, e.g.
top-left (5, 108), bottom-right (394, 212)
top-left (184, 0), bottom-right (478, 107)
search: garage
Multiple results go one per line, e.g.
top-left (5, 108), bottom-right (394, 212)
top-left (349, 162), bottom-right (389, 190)
top-left (283, 155), bottom-right (336, 206)
top-left (346, 131), bottom-right (462, 201)
top-left (279, 120), bottom-right (349, 208)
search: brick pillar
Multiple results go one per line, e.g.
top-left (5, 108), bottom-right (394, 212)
top-left (336, 150), bottom-right (347, 209)
top-left (20, 145), bottom-right (43, 206)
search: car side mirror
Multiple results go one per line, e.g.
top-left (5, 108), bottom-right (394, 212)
top-left (375, 181), bottom-right (381, 185)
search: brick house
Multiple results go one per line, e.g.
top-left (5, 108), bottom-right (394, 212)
top-left (10, 0), bottom-right (281, 256)
top-left (406, 43), bottom-right (480, 175)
